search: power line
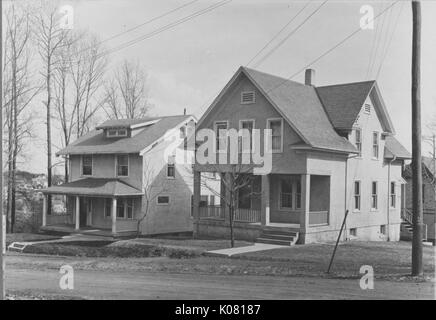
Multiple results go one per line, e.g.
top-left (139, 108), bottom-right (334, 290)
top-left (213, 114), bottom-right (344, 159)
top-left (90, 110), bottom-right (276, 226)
top-left (364, 1), bottom-right (383, 79)
top-left (375, 2), bottom-right (405, 79)
top-left (99, 0), bottom-right (232, 58)
top-left (253, 0), bottom-right (328, 68)
top-left (245, 1), bottom-right (311, 67)
top-left (265, 1), bottom-right (400, 94)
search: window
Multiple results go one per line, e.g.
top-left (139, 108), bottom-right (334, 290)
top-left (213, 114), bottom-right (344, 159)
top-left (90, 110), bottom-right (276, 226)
top-left (104, 198), bottom-right (112, 218)
top-left (209, 195), bottom-right (215, 206)
top-left (371, 181), bottom-right (378, 210)
top-left (380, 225), bottom-right (386, 235)
top-left (390, 182), bottom-right (396, 208)
top-left (107, 128), bottom-right (128, 138)
top-left (350, 228), bottom-right (357, 237)
top-left (167, 156), bottom-right (175, 178)
top-left (116, 155), bottom-right (129, 176)
top-left (241, 91), bottom-right (255, 104)
top-left (295, 180), bottom-right (301, 209)
top-left (372, 132), bottom-right (379, 159)
top-left (82, 155), bottom-right (93, 176)
top-left (239, 120), bottom-right (254, 153)
top-left (280, 179), bottom-right (293, 209)
top-left (354, 181), bottom-right (361, 211)
top-left (215, 121), bottom-right (228, 152)
top-left (267, 119), bottom-right (283, 152)
top-left (114, 199), bottom-right (134, 219)
top-left (355, 128), bottom-right (362, 157)
top-left (157, 195), bottom-right (170, 205)
top-left (179, 126), bottom-right (186, 139)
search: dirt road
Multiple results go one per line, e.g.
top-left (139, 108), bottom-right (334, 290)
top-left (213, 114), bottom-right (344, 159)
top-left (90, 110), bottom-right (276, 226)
top-left (5, 256), bottom-right (434, 299)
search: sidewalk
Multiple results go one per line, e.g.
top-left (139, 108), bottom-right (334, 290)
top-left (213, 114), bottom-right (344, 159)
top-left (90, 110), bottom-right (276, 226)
top-left (206, 243), bottom-right (286, 257)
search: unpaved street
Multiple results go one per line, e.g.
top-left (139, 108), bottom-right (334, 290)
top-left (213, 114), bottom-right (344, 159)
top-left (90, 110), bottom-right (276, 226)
top-left (5, 255), bottom-right (435, 300)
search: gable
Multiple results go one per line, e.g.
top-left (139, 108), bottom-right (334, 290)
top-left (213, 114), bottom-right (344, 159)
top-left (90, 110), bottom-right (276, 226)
top-left (198, 67), bottom-right (357, 154)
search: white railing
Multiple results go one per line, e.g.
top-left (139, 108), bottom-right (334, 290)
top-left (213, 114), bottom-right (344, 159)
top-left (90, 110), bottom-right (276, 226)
top-left (199, 205), bottom-right (225, 220)
top-left (234, 208), bottom-right (261, 223)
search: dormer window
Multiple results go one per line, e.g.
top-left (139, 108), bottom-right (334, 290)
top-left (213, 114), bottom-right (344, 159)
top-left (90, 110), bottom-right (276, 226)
top-left (241, 91), bottom-right (255, 104)
top-left (107, 128), bottom-right (128, 138)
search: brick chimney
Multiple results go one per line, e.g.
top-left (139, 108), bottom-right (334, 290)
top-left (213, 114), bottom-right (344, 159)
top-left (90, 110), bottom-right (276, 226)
top-left (305, 69), bottom-right (315, 86)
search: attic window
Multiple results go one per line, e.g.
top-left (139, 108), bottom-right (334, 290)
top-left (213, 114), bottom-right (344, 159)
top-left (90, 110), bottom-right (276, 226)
top-left (107, 128), bottom-right (127, 137)
top-left (241, 91), bottom-right (255, 104)
top-left (364, 104), bottom-right (371, 114)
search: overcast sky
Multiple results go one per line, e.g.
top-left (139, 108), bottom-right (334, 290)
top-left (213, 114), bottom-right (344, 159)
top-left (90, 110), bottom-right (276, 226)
top-left (7, 0), bottom-right (436, 174)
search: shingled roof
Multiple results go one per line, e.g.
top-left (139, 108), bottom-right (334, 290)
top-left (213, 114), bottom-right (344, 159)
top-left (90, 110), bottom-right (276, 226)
top-left (384, 136), bottom-right (411, 159)
top-left (316, 81), bottom-right (376, 130)
top-left (57, 115), bottom-right (192, 155)
top-left (242, 67), bottom-right (357, 154)
top-left (42, 178), bottom-right (143, 196)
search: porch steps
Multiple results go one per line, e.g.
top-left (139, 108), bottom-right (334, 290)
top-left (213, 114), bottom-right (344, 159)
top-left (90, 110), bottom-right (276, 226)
top-left (400, 221), bottom-right (428, 242)
top-left (256, 230), bottom-right (298, 246)
top-left (7, 242), bottom-right (29, 253)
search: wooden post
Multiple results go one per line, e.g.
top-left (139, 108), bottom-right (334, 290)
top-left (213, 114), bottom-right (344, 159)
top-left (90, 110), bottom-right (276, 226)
top-left (411, 0), bottom-right (423, 276)
top-left (42, 194), bottom-right (47, 227)
top-left (112, 198), bottom-right (117, 235)
top-left (0, 0), bottom-right (5, 299)
top-left (261, 174), bottom-right (270, 226)
top-left (75, 196), bottom-right (80, 230)
top-left (300, 174), bottom-right (311, 243)
top-left (193, 170), bottom-right (201, 237)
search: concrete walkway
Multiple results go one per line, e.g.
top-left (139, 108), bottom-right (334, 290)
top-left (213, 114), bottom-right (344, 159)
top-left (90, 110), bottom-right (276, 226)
top-left (206, 243), bottom-right (286, 256)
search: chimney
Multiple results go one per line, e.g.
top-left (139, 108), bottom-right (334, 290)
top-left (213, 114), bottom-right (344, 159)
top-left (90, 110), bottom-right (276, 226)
top-left (305, 69), bottom-right (315, 86)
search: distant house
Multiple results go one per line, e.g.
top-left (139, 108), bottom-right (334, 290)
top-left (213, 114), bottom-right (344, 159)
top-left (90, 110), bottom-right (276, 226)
top-left (41, 115), bottom-right (216, 237)
top-left (193, 66), bottom-right (410, 244)
top-left (403, 157), bottom-right (436, 243)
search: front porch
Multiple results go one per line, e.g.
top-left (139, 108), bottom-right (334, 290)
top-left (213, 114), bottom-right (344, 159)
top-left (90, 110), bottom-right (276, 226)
top-left (41, 178), bottom-right (144, 236)
top-left (193, 170), bottom-right (331, 243)
top-left (40, 223), bottom-right (138, 238)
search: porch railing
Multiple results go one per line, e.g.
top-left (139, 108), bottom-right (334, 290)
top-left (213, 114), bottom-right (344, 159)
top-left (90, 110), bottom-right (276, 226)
top-left (234, 208), bottom-right (261, 223)
top-left (199, 205), bottom-right (225, 220)
top-left (309, 211), bottom-right (329, 226)
top-left (401, 208), bottom-right (413, 224)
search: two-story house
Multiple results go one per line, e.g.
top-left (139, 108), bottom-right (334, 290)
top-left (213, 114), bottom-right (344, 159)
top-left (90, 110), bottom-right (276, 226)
top-left (41, 114), bottom-right (216, 237)
top-left (192, 66), bottom-right (410, 244)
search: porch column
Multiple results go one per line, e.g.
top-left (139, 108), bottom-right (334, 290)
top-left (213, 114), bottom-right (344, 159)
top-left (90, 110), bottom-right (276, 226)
top-left (224, 172), bottom-right (234, 224)
top-left (300, 174), bottom-right (311, 242)
top-left (42, 194), bottom-right (47, 227)
top-left (261, 174), bottom-right (270, 226)
top-left (193, 170), bottom-right (201, 238)
top-left (111, 197), bottom-right (117, 235)
top-left (75, 196), bottom-right (80, 230)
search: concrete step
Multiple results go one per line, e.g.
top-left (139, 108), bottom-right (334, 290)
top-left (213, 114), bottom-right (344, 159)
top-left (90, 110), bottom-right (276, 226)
top-left (7, 242), bottom-right (28, 252)
top-left (256, 238), bottom-right (292, 246)
top-left (260, 233), bottom-right (295, 241)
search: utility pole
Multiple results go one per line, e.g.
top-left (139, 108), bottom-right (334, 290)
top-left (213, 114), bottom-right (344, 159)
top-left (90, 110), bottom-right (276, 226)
top-left (0, 0), bottom-right (6, 300)
top-left (411, 0), bottom-right (423, 276)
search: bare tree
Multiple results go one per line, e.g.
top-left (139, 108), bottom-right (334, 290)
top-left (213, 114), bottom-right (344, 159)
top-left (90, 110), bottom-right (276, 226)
top-left (200, 164), bottom-right (260, 248)
top-left (3, 4), bottom-right (41, 232)
top-left (34, 2), bottom-right (71, 213)
top-left (53, 32), bottom-right (106, 181)
top-left (102, 60), bottom-right (151, 119)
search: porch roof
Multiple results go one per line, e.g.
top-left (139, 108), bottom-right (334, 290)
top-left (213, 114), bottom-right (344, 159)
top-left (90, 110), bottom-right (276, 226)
top-left (41, 178), bottom-right (143, 197)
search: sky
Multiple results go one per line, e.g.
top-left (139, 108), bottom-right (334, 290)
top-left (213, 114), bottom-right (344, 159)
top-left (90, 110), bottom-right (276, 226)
top-left (5, 0), bottom-right (436, 174)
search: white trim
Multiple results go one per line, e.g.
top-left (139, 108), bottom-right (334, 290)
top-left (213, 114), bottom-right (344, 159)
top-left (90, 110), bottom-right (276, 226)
top-left (214, 120), bottom-right (229, 154)
top-left (81, 154), bottom-right (93, 177)
top-left (115, 154), bottom-right (129, 177)
top-left (238, 119), bottom-right (256, 153)
top-left (266, 118), bottom-right (284, 153)
top-left (156, 195), bottom-right (170, 205)
top-left (130, 119), bottom-right (161, 129)
top-left (370, 180), bottom-right (378, 211)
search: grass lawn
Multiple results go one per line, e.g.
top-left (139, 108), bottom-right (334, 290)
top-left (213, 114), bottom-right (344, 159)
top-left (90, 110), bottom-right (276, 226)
top-left (232, 241), bottom-right (436, 279)
top-left (6, 233), bottom-right (61, 246)
top-left (22, 237), bottom-right (252, 258)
